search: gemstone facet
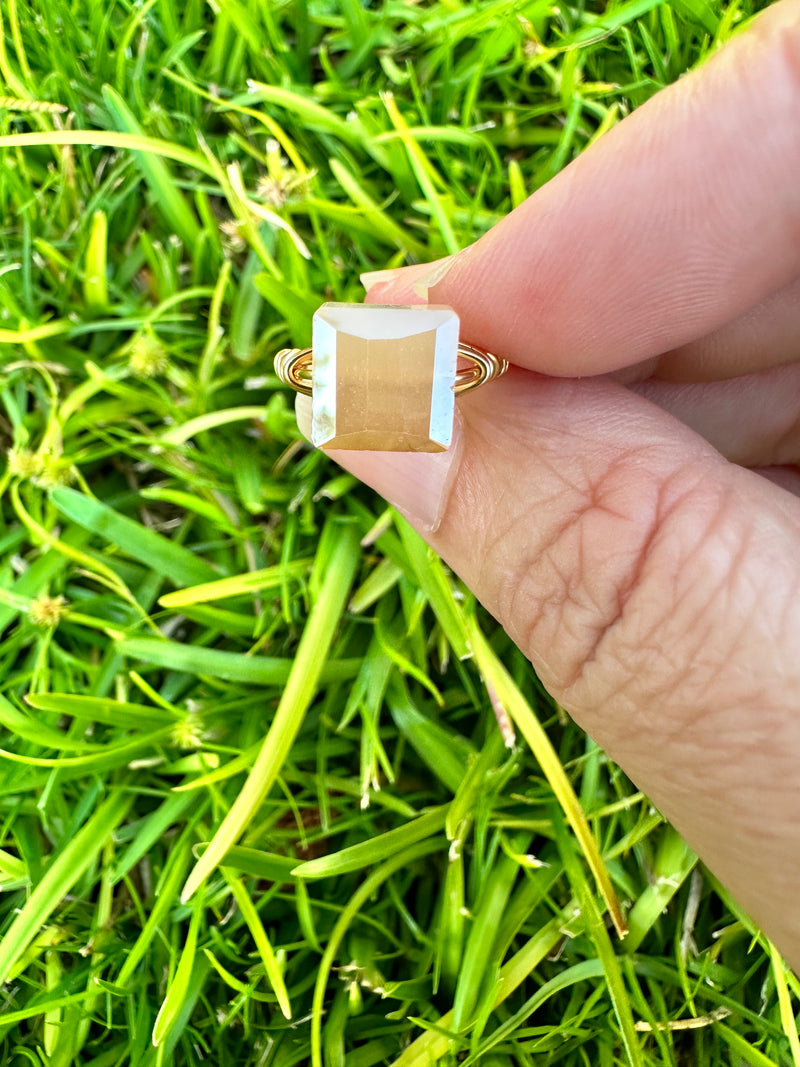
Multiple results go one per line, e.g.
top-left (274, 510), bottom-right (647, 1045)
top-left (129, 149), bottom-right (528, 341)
top-left (311, 303), bottom-right (459, 452)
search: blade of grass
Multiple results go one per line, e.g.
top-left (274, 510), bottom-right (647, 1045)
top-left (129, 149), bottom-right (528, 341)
top-left (551, 805), bottom-right (643, 1067)
top-left (0, 727), bottom-right (173, 770)
top-left (205, 846), bottom-right (297, 883)
top-left (118, 636), bottom-right (360, 686)
top-left (0, 129), bottom-right (218, 179)
top-left (395, 516), bottom-right (470, 660)
top-left (0, 991), bottom-right (99, 1034)
top-left (770, 943), bottom-right (800, 1066)
top-left (243, 81), bottom-right (366, 147)
top-left (224, 871), bottom-right (292, 1019)
top-left (381, 92), bottom-right (459, 254)
top-left (159, 559), bottom-right (310, 608)
top-left (294, 806), bottom-right (447, 880)
top-left (181, 521), bottom-right (361, 901)
top-left (466, 614), bottom-right (627, 938)
top-left (0, 791), bottom-right (131, 987)
top-left (117, 838), bottom-right (193, 987)
top-left (83, 209), bottom-right (109, 314)
top-left (623, 827), bottom-right (697, 953)
top-left (158, 406), bottom-right (267, 447)
top-left (390, 912), bottom-right (569, 1066)
top-left (311, 839), bottom-right (443, 1067)
top-left (0, 692), bottom-right (95, 751)
top-left (452, 831), bottom-right (532, 1033)
top-left (101, 85), bottom-right (201, 253)
top-left (26, 691), bottom-right (179, 727)
top-left (50, 486), bottom-right (219, 586)
top-left (152, 891), bottom-right (204, 1047)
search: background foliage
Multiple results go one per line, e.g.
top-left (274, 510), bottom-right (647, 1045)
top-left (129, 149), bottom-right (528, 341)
top-left (0, 0), bottom-right (795, 1064)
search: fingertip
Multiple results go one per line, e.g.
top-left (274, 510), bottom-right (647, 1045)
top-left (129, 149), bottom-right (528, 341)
top-left (295, 393), bottom-right (312, 441)
top-left (294, 389), bottom-right (462, 534)
top-left (361, 257), bottom-right (455, 305)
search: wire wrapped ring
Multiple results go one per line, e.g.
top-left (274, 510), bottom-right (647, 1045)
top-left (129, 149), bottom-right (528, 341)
top-left (274, 342), bottom-right (508, 397)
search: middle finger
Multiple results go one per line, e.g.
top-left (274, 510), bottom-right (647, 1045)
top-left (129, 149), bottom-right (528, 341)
top-left (630, 361), bottom-right (800, 467)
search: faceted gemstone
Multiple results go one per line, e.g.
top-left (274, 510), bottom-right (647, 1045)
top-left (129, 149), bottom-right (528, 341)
top-left (311, 303), bottom-right (459, 452)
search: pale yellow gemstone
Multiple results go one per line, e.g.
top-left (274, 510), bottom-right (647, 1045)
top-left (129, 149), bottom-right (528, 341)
top-left (311, 303), bottom-right (459, 452)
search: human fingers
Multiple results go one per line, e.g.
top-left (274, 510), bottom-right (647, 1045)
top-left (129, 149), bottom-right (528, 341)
top-left (357, 279), bottom-right (800, 469)
top-left (650, 273), bottom-right (800, 382)
top-left (305, 373), bottom-right (800, 971)
top-left (627, 361), bottom-right (800, 467)
top-left (755, 466), bottom-right (800, 496)
top-left (366, 0), bottom-right (800, 378)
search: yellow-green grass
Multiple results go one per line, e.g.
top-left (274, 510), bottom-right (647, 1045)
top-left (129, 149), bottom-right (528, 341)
top-left (0, 1), bottom-right (794, 1065)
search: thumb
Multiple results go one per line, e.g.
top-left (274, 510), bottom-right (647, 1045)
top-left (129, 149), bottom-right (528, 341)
top-left (308, 371), bottom-right (800, 969)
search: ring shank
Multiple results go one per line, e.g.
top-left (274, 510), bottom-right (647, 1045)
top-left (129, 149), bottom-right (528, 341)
top-left (274, 344), bottom-right (507, 397)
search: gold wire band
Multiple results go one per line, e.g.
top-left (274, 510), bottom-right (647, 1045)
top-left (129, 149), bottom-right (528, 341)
top-left (274, 343), bottom-right (508, 398)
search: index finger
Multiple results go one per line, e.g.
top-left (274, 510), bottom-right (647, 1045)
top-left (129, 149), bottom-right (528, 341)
top-left (371, 1), bottom-right (800, 377)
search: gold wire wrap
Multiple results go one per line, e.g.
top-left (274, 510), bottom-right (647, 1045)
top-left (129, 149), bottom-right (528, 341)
top-left (274, 343), bottom-right (508, 398)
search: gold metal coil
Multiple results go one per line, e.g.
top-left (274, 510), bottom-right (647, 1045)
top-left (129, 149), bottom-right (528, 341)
top-left (274, 343), bottom-right (508, 398)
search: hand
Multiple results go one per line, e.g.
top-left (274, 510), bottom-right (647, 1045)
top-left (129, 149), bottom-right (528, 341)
top-left (299, 0), bottom-right (800, 966)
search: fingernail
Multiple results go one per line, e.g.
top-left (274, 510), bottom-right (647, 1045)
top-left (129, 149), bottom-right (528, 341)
top-left (360, 268), bottom-right (402, 293)
top-left (409, 258), bottom-right (456, 299)
top-left (295, 394), bottom-right (462, 534)
top-left (360, 257), bottom-right (456, 304)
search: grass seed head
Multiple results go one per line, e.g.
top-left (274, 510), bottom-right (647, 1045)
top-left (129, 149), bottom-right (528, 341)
top-left (220, 218), bottom-right (246, 253)
top-left (33, 454), bottom-right (74, 489)
top-left (29, 594), bottom-right (69, 629)
top-left (129, 331), bottom-right (170, 378)
top-left (6, 447), bottom-right (45, 481)
top-left (170, 710), bottom-right (209, 750)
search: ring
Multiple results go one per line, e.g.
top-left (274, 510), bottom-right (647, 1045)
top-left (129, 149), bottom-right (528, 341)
top-left (275, 340), bottom-right (507, 398)
top-left (274, 302), bottom-right (508, 453)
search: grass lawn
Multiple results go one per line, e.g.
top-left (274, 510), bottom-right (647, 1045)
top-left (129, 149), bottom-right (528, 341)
top-left (0, 0), bottom-right (797, 1064)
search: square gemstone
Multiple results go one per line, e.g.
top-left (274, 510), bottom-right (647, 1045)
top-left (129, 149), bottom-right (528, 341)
top-left (311, 303), bottom-right (459, 452)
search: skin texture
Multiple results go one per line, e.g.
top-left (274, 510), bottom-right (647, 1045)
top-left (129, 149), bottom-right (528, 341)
top-left (306, 0), bottom-right (800, 968)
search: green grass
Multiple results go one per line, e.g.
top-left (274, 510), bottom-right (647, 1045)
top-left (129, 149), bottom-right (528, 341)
top-left (0, 1), bottom-right (796, 1065)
